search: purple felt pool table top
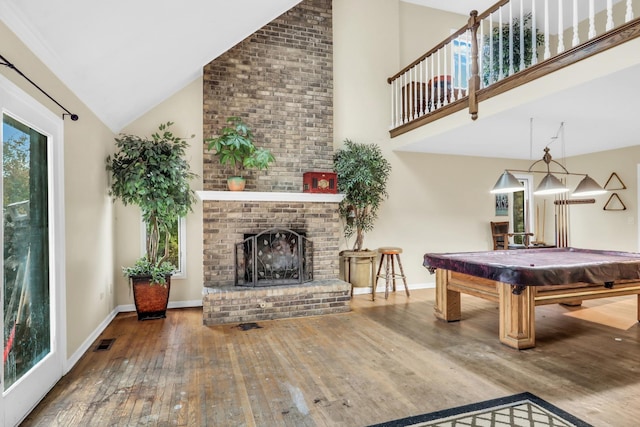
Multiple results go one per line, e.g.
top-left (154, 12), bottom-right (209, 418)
top-left (423, 247), bottom-right (640, 286)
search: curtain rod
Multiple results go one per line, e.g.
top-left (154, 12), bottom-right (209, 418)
top-left (0, 53), bottom-right (79, 121)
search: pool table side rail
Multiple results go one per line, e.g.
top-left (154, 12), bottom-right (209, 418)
top-left (448, 271), bottom-right (640, 307)
top-left (423, 247), bottom-right (640, 287)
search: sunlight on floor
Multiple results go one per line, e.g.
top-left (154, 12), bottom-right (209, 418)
top-left (562, 297), bottom-right (637, 330)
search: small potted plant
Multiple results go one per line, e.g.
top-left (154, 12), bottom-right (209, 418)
top-left (205, 116), bottom-right (275, 191)
top-left (333, 139), bottom-right (391, 289)
top-left (106, 122), bottom-right (197, 320)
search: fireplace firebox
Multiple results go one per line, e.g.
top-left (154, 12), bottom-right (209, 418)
top-left (235, 228), bottom-right (313, 287)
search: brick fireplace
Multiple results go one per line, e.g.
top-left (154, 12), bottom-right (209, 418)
top-left (200, 0), bottom-right (346, 325)
top-left (200, 192), bottom-right (350, 325)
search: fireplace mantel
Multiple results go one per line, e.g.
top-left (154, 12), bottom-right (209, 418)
top-left (197, 191), bottom-right (344, 203)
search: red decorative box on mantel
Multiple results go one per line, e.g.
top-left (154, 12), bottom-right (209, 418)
top-left (303, 172), bottom-right (337, 193)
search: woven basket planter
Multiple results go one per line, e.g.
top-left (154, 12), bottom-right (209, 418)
top-left (131, 275), bottom-right (171, 320)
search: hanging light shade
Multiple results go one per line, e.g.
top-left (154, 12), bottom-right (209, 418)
top-left (534, 173), bottom-right (568, 195)
top-left (572, 175), bottom-right (607, 197)
top-left (490, 171), bottom-right (524, 194)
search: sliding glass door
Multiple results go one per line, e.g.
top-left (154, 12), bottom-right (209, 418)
top-left (1, 75), bottom-right (65, 427)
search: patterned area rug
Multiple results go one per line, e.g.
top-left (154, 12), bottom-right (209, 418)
top-left (369, 392), bottom-right (593, 427)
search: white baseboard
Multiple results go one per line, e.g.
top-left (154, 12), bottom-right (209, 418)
top-left (352, 282), bottom-right (435, 295)
top-left (65, 299), bottom-right (203, 373)
top-left (64, 307), bottom-right (118, 374)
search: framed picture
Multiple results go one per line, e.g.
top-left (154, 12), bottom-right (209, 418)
top-left (495, 194), bottom-right (508, 216)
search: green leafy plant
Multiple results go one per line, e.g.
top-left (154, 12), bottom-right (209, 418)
top-left (106, 122), bottom-right (197, 285)
top-left (206, 116), bottom-right (275, 178)
top-left (122, 257), bottom-right (175, 286)
top-left (333, 139), bottom-right (391, 251)
top-left (482, 12), bottom-right (544, 86)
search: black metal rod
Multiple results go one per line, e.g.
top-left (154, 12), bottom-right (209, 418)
top-left (0, 53), bottom-right (79, 121)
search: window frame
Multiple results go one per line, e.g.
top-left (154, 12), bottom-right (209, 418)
top-left (511, 173), bottom-right (535, 240)
top-left (139, 215), bottom-right (187, 278)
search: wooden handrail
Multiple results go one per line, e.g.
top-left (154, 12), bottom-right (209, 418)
top-left (476, 0), bottom-right (511, 21)
top-left (386, 23), bottom-right (469, 84)
top-left (387, 0), bottom-right (511, 84)
top-left (388, 0), bottom-right (640, 137)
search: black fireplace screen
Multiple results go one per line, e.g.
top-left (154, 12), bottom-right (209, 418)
top-left (235, 228), bottom-right (313, 286)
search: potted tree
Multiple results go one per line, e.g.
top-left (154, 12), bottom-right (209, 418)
top-left (482, 12), bottom-right (545, 86)
top-left (333, 139), bottom-right (391, 290)
top-left (205, 116), bottom-right (275, 191)
top-left (106, 122), bottom-right (197, 320)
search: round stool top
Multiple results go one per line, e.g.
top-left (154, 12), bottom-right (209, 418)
top-left (378, 247), bottom-right (402, 255)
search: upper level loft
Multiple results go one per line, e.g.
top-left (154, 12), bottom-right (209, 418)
top-left (389, 0), bottom-right (640, 139)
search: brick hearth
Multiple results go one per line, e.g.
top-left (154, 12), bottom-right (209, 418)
top-left (199, 191), bottom-right (350, 325)
top-left (202, 279), bottom-right (351, 325)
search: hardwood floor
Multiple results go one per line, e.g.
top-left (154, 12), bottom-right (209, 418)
top-left (22, 289), bottom-right (640, 426)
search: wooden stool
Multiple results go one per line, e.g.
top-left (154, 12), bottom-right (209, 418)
top-left (374, 247), bottom-right (410, 300)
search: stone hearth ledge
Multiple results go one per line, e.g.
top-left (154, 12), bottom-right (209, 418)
top-left (202, 279), bottom-right (352, 325)
top-left (197, 191), bottom-right (344, 203)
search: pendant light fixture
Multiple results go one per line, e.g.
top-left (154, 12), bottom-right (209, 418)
top-left (572, 175), bottom-right (608, 197)
top-left (490, 122), bottom-right (606, 197)
top-left (490, 171), bottom-right (524, 194)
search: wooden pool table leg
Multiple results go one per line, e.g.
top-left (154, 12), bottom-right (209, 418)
top-left (434, 269), bottom-right (461, 321)
top-left (498, 282), bottom-right (535, 350)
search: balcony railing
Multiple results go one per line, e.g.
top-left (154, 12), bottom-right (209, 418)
top-left (388, 0), bottom-right (640, 137)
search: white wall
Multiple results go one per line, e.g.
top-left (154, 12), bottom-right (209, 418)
top-left (3, 0), bottom-right (637, 361)
top-left (118, 79), bottom-right (204, 305)
top-left (334, 0), bottom-right (640, 286)
top-left (0, 21), bottom-right (116, 358)
top-left (561, 146), bottom-right (639, 252)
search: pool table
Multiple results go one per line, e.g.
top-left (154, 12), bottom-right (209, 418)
top-left (423, 247), bottom-right (640, 349)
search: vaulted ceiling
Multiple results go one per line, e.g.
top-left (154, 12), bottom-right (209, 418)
top-left (1, 0), bottom-right (305, 132)
top-left (0, 0), bottom-right (494, 133)
top-left (2, 0), bottom-right (638, 160)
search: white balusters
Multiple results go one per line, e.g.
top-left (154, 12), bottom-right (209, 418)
top-left (531, 0), bottom-right (537, 65)
top-left (387, 0), bottom-right (640, 131)
top-left (430, 54), bottom-right (435, 112)
top-left (544, 0), bottom-right (551, 59)
top-left (557, 0), bottom-right (565, 54)
top-left (401, 71), bottom-right (407, 124)
top-left (519, 0), bottom-right (525, 72)
top-left (508, 2), bottom-right (514, 76)
top-left (606, 0), bottom-right (614, 31)
top-left (419, 59), bottom-right (425, 116)
top-left (499, 8), bottom-right (504, 79)
top-left (410, 67), bottom-right (415, 121)
top-left (588, 0), bottom-right (596, 39)
top-left (390, 78), bottom-right (395, 129)
top-left (489, 12), bottom-right (494, 84)
top-left (436, 48), bottom-right (442, 109)
top-left (467, 28), bottom-right (472, 93)
top-left (572, 0), bottom-right (580, 47)
top-left (455, 39), bottom-right (461, 100)
top-left (443, 44), bottom-right (448, 106)
top-left (411, 67), bottom-right (420, 119)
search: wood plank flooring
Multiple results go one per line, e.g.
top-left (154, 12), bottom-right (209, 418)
top-left (22, 289), bottom-right (640, 426)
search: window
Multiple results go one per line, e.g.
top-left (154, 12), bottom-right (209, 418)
top-left (1, 73), bottom-right (65, 425)
top-left (452, 37), bottom-right (470, 90)
top-left (141, 216), bottom-right (186, 278)
top-left (511, 174), bottom-right (534, 243)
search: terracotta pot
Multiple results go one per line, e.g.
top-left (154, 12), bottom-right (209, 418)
top-left (131, 275), bottom-right (171, 320)
top-left (227, 176), bottom-right (246, 191)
